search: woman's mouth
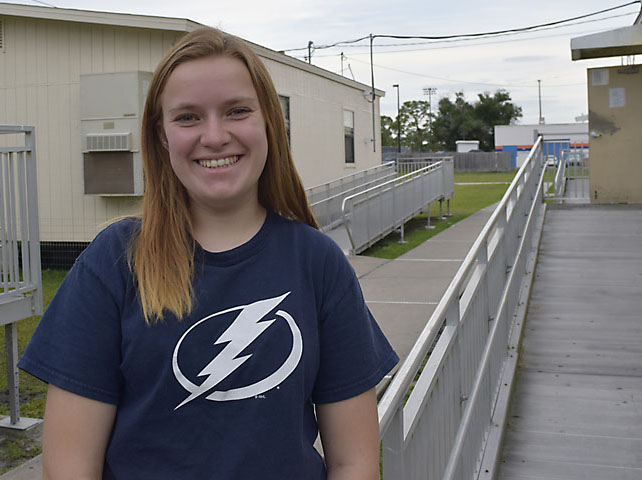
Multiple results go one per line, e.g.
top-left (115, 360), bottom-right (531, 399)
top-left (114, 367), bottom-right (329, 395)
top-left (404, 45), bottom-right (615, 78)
top-left (197, 156), bottom-right (239, 169)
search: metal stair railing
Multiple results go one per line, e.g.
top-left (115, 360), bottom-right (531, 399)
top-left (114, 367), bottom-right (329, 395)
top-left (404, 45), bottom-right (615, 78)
top-left (0, 125), bottom-right (43, 431)
top-left (305, 161), bottom-right (395, 206)
top-left (310, 170), bottom-right (398, 230)
top-left (377, 137), bottom-right (546, 479)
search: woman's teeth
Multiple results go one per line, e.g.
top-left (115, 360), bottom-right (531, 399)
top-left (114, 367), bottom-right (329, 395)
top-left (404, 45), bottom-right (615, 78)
top-left (198, 156), bottom-right (239, 168)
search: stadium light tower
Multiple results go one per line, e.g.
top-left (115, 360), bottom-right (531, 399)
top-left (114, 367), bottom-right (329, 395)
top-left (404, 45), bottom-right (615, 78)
top-left (423, 87), bottom-right (437, 137)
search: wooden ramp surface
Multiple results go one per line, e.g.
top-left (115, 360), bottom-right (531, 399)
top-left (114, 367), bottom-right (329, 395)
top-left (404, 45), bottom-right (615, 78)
top-left (498, 205), bottom-right (642, 480)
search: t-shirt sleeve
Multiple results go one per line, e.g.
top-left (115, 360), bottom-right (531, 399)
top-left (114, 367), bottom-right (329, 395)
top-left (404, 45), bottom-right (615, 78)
top-left (311, 241), bottom-right (398, 404)
top-left (18, 256), bottom-right (123, 405)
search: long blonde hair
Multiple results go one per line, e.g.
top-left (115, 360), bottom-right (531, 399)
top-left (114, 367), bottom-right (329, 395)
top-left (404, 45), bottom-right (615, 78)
top-left (132, 27), bottom-right (318, 323)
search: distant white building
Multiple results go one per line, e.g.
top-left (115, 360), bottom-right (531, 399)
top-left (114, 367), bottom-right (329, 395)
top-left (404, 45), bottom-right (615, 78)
top-left (0, 3), bottom-right (383, 259)
top-left (495, 123), bottom-right (588, 168)
top-left (455, 140), bottom-right (479, 153)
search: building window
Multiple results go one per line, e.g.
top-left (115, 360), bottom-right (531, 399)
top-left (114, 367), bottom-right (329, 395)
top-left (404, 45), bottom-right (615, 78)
top-left (343, 110), bottom-right (354, 164)
top-left (279, 95), bottom-right (290, 145)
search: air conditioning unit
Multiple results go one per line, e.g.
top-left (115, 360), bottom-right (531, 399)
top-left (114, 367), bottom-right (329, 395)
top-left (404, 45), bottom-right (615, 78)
top-left (80, 71), bottom-right (151, 196)
top-left (84, 133), bottom-right (132, 152)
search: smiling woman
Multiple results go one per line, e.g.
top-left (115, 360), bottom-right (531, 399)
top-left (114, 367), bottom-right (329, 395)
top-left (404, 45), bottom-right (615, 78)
top-left (18, 26), bottom-right (398, 480)
top-left (160, 55), bottom-right (269, 235)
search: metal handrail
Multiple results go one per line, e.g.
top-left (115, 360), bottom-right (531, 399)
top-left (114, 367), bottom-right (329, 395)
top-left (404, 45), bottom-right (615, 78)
top-left (378, 137), bottom-right (545, 479)
top-left (305, 161), bottom-right (395, 205)
top-left (340, 158), bottom-right (454, 255)
top-left (0, 125), bottom-right (43, 430)
top-left (554, 155), bottom-right (567, 198)
top-left (310, 171), bottom-right (397, 230)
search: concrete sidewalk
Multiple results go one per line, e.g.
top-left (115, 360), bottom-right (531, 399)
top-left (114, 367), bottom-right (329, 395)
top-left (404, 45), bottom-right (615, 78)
top-left (0, 205), bottom-right (494, 479)
top-left (355, 205), bottom-right (494, 366)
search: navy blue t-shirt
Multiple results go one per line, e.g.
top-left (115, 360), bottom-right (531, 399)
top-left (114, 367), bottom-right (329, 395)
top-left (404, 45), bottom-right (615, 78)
top-left (19, 211), bottom-right (398, 479)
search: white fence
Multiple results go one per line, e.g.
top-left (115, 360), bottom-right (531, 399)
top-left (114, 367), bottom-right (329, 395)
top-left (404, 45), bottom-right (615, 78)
top-left (341, 158), bottom-right (454, 255)
top-left (377, 137), bottom-right (546, 479)
top-left (0, 125), bottom-right (43, 430)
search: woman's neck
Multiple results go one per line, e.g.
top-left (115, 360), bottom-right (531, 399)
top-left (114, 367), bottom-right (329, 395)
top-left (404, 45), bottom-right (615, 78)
top-left (190, 202), bottom-right (267, 253)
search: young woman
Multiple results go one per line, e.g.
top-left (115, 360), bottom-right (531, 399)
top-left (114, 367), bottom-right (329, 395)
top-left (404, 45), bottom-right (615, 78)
top-left (19, 27), bottom-right (397, 479)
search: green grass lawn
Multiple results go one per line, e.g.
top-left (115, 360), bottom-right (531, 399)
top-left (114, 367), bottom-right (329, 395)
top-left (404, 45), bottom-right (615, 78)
top-left (362, 170), bottom-right (517, 259)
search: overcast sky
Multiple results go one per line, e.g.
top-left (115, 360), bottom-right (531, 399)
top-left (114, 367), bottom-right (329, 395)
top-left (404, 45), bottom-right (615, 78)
top-left (5, 0), bottom-right (641, 124)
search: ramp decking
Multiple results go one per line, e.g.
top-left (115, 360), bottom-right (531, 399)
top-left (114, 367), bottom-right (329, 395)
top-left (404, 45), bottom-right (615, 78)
top-left (498, 205), bottom-right (642, 479)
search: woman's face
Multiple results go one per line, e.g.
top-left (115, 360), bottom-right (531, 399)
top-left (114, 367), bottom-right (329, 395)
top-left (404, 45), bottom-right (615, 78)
top-left (160, 55), bottom-right (268, 215)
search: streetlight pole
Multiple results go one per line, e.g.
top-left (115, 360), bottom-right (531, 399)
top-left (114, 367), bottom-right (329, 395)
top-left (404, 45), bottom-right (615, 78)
top-left (393, 84), bottom-right (401, 153)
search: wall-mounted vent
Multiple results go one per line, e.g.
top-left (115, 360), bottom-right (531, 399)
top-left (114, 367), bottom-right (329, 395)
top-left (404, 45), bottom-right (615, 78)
top-left (0, 20), bottom-right (5, 52)
top-left (85, 133), bottom-right (131, 152)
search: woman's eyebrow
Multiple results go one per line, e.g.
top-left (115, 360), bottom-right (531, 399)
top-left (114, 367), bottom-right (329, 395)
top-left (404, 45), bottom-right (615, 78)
top-left (219, 96), bottom-right (260, 107)
top-left (166, 96), bottom-right (259, 115)
top-left (166, 103), bottom-right (198, 115)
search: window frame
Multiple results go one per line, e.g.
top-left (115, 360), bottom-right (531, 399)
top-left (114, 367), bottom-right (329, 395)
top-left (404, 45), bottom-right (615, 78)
top-left (343, 110), bottom-right (355, 164)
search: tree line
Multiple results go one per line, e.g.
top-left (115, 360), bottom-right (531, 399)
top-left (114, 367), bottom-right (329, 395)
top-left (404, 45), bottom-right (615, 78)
top-left (381, 90), bottom-right (522, 152)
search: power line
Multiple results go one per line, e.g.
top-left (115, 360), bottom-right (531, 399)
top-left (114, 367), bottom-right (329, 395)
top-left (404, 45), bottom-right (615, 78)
top-left (290, 19), bottom-right (632, 60)
top-left (343, 55), bottom-right (586, 89)
top-left (372, 1), bottom-right (640, 41)
top-left (326, 12), bottom-right (636, 52)
top-left (280, 1), bottom-right (640, 53)
top-left (29, 0), bottom-right (57, 6)
top-left (283, 36), bottom-right (369, 53)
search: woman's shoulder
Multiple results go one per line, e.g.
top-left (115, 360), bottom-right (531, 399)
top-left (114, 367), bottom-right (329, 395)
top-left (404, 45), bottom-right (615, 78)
top-left (77, 217), bottom-right (141, 269)
top-left (271, 213), bottom-right (342, 254)
top-left (268, 213), bottom-right (349, 276)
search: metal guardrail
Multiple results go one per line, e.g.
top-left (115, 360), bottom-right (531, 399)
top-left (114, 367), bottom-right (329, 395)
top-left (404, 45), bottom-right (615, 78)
top-left (310, 171), bottom-right (398, 230)
top-left (306, 162), bottom-right (397, 230)
top-left (553, 155), bottom-right (566, 198)
top-left (560, 148), bottom-right (590, 201)
top-left (0, 125), bottom-right (43, 430)
top-left (305, 162), bottom-right (395, 205)
top-left (377, 137), bottom-right (546, 479)
top-left (550, 147), bottom-right (590, 202)
top-left (341, 158), bottom-right (454, 255)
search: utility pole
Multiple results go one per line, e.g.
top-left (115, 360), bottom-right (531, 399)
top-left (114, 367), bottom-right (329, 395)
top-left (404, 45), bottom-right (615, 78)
top-left (538, 80), bottom-right (544, 124)
top-left (423, 87), bottom-right (437, 145)
top-left (393, 84), bottom-right (401, 153)
top-left (369, 34), bottom-right (376, 152)
top-left (340, 52), bottom-right (345, 77)
top-left (307, 41), bottom-right (313, 64)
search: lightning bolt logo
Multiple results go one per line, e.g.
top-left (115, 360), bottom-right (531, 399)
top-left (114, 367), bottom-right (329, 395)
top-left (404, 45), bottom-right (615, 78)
top-left (172, 292), bottom-right (303, 409)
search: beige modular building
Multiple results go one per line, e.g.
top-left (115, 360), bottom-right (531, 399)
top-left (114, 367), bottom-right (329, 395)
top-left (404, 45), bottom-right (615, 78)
top-left (0, 2), bottom-right (384, 254)
top-left (571, 12), bottom-right (642, 204)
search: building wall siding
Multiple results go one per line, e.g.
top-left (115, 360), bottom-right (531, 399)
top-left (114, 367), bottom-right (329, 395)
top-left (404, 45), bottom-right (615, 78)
top-left (1, 13), bottom-right (382, 242)
top-left (1, 16), bottom-right (183, 241)
top-left (264, 57), bottom-right (380, 188)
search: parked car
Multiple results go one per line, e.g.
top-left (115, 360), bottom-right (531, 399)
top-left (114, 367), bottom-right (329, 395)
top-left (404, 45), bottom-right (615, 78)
top-left (566, 153), bottom-right (584, 167)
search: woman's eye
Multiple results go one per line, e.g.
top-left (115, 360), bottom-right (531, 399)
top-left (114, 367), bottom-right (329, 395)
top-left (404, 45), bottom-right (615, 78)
top-left (229, 108), bottom-right (251, 117)
top-left (175, 113), bottom-right (198, 122)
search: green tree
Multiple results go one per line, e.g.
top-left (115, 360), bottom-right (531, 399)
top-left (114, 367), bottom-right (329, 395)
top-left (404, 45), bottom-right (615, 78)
top-left (473, 91), bottom-right (522, 150)
top-left (380, 115), bottom-right (397, 147)
top-left (397, 100), bottom-right (432, 151)
top-left (431, 90), bottom-right (522, 151)
top-left (431, 93), bottom-right (477, 152)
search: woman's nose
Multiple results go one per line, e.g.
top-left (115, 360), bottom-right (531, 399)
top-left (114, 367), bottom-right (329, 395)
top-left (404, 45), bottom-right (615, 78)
top-left (200, 117), bottom-right (232, 147)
